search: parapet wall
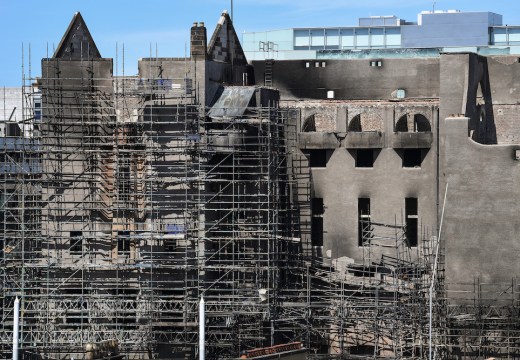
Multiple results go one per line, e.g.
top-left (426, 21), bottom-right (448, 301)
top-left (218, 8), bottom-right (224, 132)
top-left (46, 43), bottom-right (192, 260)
top-left (443, 116), bottom-right (520, 298)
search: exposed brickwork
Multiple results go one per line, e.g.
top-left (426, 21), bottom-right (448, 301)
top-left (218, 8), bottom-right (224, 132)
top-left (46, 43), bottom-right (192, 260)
top-left (190, 23), bottom-right (207, 59)
top-left (348, 106), bottom-right (384, 132)
top-left (285, 101), bottom-right (436, 133)
top-left (493, 105), bottom-right (520, 144)
top-left (394, 110), bottom-right (432, 132)
top-left (207, 12), bottom-right (247, 65)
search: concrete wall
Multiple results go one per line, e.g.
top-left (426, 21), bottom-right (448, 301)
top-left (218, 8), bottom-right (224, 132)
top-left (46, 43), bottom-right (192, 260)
top-left (486, 56), bottom-right (520, 144)
top-left (439, 53), bottom-right (520, 144)
top-left (294, 102), bottom-right (438, 264)
top-left (275, 53), bottom-right (520, 299)
top-left (443, 116), bottom-right (520, 301)
top-left (253, 58), bottom-right (440, 100)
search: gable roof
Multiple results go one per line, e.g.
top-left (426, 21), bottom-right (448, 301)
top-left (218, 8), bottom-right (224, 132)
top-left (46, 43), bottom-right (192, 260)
top-left (207, 11), bottom-right (247, 65)
top-left (53, 12), bottom-right (101, 60)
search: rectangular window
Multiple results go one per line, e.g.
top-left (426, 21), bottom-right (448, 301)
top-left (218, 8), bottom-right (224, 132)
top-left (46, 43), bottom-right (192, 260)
top-left (370, 28), bottom-right (385, 47)
top-left (325, 29), bottom-right (340, 47)
top-left (405, 198), bottom-right (418, 247)
top-left (356, 149), bottom-right (374, 167)
top-left (358, 198), bottom-right (371, 246)
top-left (294, 30), bottom-right (310, 47)
top-left (403, 149), bottom-right (422, 168)
top-left (385, 27), bottom-right (401, 47)
top-left (118, 158), bottom-right (131, 201)
top-left (310, 30), bottom-right (325, 47)
top-left (340, 28), bottom-right (355, 49)
top-left (311, 197), bottom-right (324, 246)
top-left (311, 218), bottom-right (323, 246)
top-left (491, 27), bottom-right (507, 45)
top-left (70, 231), bottom-right (83, 254)
top-left (311, 198), bottom-right (324, 214)
top-left (308, 149), bottom-right (328, 168)
top-left (510, 28), bottom-right (520, 44)
top-left (118, 230), bottom-right (131, 254)
top-left (355, 28), bottom-right (369, 48)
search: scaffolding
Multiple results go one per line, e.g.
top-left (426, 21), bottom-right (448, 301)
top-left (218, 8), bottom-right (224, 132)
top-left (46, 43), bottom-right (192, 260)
top-left (2, 43), bottom-right (520, 360)
top-left (441, 278), bottom-right (520, 359)
top-left (0, 44), bottom-right (307, 359)
top-left (275, 220), bottom-right (442, 359)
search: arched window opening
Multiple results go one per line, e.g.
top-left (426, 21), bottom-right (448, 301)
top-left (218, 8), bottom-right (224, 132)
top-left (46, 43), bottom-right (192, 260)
top-left (414, 114), bottom-right (431, 132)
top-left (395, 114), bottom-right (409, 132)
top-left (348, 114), bottom-right (362, 132)
top-left (348, 112), bottom-right (383, 132)
top-left (302, 115), bottom-right (316, 132)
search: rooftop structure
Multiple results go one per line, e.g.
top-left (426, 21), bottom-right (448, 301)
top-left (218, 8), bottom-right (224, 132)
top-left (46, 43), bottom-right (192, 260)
top-left (242, 10), bottom-right (520, 60)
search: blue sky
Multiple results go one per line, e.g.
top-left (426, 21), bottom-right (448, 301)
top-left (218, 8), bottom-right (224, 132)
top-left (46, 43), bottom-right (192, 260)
top-left (0, 0), bottom-right (519, 86)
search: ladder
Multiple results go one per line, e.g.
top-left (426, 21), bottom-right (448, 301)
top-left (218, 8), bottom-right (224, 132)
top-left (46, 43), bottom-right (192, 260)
top-left (264, 59), bottom-right (274, 87)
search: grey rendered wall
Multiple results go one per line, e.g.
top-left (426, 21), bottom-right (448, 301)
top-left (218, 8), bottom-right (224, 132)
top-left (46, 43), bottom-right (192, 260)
top-left (252, 58), bottom-right (440, 100)
top-left (301, 103), bottom-right (438, 264)
top-left (443, 116), bottom-right (520, 301)
top-left (486, 56), bottom-right (520, 144)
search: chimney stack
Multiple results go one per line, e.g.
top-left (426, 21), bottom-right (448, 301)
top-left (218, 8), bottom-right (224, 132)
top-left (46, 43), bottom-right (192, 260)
top-left (190, 22), bottom-right (207, 60)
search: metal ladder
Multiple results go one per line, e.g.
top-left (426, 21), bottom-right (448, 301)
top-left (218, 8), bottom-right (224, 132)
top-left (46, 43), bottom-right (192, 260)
top-left (264, 59), bottom-right (274, 87)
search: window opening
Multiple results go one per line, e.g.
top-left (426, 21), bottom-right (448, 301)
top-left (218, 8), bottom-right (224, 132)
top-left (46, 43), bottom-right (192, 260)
top-left (405, 197), bottom-right (418, 247)
top-left (413, 114), bottom-right (431, 132)
top-left (311, 198), bottom-right (324, 246)
top-left (358, 198), bottom-right (371, 246)
top-left (70, 231), bottom-right (83, 254)
top-left (118, 230), bottom-right (131, 254)
top-left (308, 149), bottom-right (327, 167)
top-left (356, 149), bottom-right (374, 168)
top-left (403, 149), bottom-right (422, 168)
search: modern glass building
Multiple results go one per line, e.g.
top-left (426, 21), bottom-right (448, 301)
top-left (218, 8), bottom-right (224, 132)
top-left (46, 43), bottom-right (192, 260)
top-left (243, 10), bottom-right (520, 60)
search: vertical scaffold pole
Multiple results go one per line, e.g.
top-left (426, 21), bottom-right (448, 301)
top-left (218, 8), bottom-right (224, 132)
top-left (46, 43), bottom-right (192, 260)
top-left (13, 297), bottom-right (20, 360)
top-left (199, 296), bottom-right (205, 360)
